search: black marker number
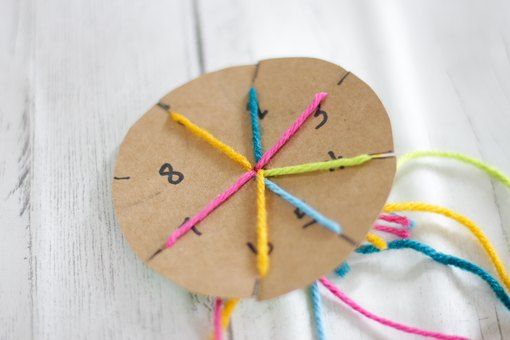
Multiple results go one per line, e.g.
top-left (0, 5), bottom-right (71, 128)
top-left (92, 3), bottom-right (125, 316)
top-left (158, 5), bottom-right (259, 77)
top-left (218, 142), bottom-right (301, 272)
top-left (294, 207), bottom-right (317, 229)
top-left (314, 107), bottom-right (328, 129)
top-left (159, 163), bottom-right (184, 185)
top-left (328, 151), bottom-right (345, 171)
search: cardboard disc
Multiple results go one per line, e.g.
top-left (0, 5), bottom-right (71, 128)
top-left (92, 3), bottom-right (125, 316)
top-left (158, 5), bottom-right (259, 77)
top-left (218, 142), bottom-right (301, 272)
top-left (113, 57), bottom-right (396, 300)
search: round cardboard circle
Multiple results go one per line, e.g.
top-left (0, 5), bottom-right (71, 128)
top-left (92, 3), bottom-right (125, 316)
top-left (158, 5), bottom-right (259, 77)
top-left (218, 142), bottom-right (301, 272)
top-left (112, 57), bottom-right (396, 300)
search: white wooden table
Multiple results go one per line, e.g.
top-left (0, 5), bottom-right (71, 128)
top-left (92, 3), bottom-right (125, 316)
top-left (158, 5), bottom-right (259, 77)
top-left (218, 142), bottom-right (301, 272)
top-left (1, 0), bottom-right (509, 339)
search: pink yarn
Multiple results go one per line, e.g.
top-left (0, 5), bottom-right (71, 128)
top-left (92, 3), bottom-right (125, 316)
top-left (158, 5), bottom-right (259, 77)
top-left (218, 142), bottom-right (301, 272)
top-left (165, 170), bottom-right (256, 248)
top-left (319, 277), bottom-right (468, 340)
top-left (373, 224), bottom-right (410, 238)
top-left (254, 92), bottom-right (328, 170)
top-left (378, 213), bottom-right (410, 227)
top-left (213, 298), bottom-right (223, 340)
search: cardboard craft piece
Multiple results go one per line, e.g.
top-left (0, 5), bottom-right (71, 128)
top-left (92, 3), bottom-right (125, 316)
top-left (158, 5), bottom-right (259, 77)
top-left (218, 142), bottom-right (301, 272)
top-left (112, 57), bottom-right (396, 300)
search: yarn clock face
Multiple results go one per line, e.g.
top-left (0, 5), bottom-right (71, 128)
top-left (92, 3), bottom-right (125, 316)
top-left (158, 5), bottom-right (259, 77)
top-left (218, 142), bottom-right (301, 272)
top-left (112, 57), bottom-right (396, 300)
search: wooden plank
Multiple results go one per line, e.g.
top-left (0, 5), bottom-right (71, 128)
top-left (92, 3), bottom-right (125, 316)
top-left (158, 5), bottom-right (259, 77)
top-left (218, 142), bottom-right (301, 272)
top-left (0, 0), bottom-right (34, 338)
top-left (196, 0), bottom-right (510, 339)
top-left (28, 0), bottom-right (212, 338)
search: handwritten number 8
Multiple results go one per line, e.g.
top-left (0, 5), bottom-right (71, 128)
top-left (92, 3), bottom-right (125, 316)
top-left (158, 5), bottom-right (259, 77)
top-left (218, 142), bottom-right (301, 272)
top-left (159, 163), bottom-right (184, 185)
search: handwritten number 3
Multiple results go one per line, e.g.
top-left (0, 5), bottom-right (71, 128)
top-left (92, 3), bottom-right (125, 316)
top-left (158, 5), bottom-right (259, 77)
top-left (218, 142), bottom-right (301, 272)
top-left (159, 163), bottom-right (184, 185)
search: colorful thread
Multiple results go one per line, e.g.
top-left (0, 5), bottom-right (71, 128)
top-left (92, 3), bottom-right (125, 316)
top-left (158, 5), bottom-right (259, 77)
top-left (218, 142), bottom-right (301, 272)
top-left (384, 202), bottom-right (510, 291)
top-left (264, 178), bottom-right (341, 234)
top-left (309, 282), bottom-right (326, 340)
top-left (170, 111), bottom-right (252, 170)
top-left (373, 214), bottom-right (412, 239)
top-left (263, 154), bottom-right (373, 177)
top-left (373, 224), bottom-right (410, 239)
top-left (335, 262), bottom-right (351, 277)
top-left (165, 170), bottom-right (256, 248)
top-left (248, 87), bottom-right (264, 162)
top-left (163, 85), bottom-right (510, 338)
top-left (398, 150), bottom-right (510, 188)
top-left (213, 298), bottom-right (223, 340)
top-left (164, 93), bottom-right (339, 250)
top-left (221, 299), bottom-right (240, 330)
top-left (378, 213), bottom-right (411, 227)
top-left (356, 239), bottom-right (510, 310)
top-left (365, 232), bottom-right (388, 250)
top-left (319, 277), bottom-right (467, 340)
top-left (255, 170), bottom-right (269, 277)
top-left (254, 92), bottom-right (328, 170)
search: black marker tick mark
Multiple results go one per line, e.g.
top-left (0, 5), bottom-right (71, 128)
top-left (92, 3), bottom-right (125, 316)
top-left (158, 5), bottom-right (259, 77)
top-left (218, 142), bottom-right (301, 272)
top-left (337, 72), bottom-right (350, 85)
top-left (114, 176), bottom-right (130, 180)
top-left (246, 102), bottom-right (268, 119)
top-left (157, 102), bottom-right (170, 111)
top-left (339, 234), bottom-right (357, 246)
top-left (178, 217), bottom-right (202, 236)
top-left (246, 242), bottom-right (274, 255)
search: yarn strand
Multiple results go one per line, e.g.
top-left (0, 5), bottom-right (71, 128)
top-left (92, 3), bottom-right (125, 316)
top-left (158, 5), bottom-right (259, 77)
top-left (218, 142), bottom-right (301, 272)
top-left (365, 232), bottom-right (388, 250)
top-left (319, 277), bottom-right (467, 340)
top-left (356, 239), bottom-right (510, 310)
top-left (256, 170), bottom-right (269, 277)
top-left (264, 178), bottom-right (341, 234)
top-left (384, 202), bottom-right (510, 292)
top-left (263, 154), bottom-right (373, 177)
top-left (213, 298), bottom-right (223, 340)
top-left (248, 88), bottom-right (264, 162)
top-left (165, 170), bottom-right (256, 248)
top-left (398, 150), bottom-right (510, 188)
top-left (255, 93), bottom-right (327, 170)
top-left (221, 299), bottom-right (240, 330)
top-left (309, 282), bottom-right (326, 340)
top-left (170, 111), bottom-right (252, 170)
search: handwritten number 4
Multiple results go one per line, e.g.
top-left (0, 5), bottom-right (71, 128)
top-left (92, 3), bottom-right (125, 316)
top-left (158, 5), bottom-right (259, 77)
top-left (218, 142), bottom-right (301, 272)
top-left (159, 163), bottom-right (184, 185)
top-left (294, 207), bottom-right (317, 228)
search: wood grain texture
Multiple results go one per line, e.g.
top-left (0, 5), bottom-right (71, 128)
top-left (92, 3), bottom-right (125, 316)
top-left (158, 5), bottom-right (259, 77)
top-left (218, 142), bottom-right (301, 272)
top-left (0, 0), bottom-right (509, 339)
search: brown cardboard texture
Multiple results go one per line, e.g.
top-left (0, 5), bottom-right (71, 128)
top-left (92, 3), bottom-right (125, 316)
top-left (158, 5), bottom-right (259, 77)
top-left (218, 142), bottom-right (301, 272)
top-left (112, 57), bottom-right (396, 300)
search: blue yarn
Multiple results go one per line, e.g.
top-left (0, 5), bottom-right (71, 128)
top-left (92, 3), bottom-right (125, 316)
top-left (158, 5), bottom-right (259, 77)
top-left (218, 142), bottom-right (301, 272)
top-left (248, 87), bottom-right (264, 162)
top-left (264, 178), bottom-right (341, 234)
top-left (309, 282), bottom-right (326, 340)
top-left (335, 262), bottom-right (350, 277)
top-left (355, 239), bottom-right (510, 310)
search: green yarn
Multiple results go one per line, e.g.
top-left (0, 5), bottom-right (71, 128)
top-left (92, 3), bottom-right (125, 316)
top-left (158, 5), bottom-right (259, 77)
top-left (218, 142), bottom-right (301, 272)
top-left (398, 151), bottom-right (510, 188)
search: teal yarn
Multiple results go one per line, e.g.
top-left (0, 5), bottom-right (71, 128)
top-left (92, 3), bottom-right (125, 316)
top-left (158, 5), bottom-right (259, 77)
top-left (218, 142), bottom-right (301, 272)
top-left (264, 178), bottom-right (342, 234)
top-left (309, 282), bottom-right (326, 340)
top-left (356, 239), bottom-right (510, 310)
top-left (248, 87), bottom-right (263, 162)
top-left (335, 262), bottom-right (350, 277)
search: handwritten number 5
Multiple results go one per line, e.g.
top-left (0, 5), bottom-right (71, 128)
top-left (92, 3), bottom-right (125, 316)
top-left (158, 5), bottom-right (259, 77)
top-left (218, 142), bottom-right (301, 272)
top-left (314, 108), bottom-right (328, 129)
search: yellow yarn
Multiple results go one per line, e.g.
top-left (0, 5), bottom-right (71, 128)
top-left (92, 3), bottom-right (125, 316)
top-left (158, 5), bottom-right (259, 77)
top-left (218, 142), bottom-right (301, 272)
top-left (365, 232), bottom-right (388, 250)
top-left (169, 111), bottom-right (252, 170)
top-left (384, 202), bottom-right (510, 291)
top-left (255, 170), bottom-right (269, 277)
top-left (221, 298), bottom-right (240, 330)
